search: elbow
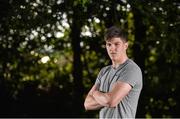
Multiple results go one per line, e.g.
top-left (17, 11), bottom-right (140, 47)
top-left (84, 101), bottom-right (88, 110)
top-left (84, 100), bottom-right (91, 111)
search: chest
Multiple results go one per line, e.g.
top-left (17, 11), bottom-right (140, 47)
top-left (99, 68), bottom-right (123, 92)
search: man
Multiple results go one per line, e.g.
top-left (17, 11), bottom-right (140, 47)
top-left (84, 26), bottom-right (143, 118)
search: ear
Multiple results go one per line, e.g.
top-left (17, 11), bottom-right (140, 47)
top-left (124, 42), bottom-right (128, 49)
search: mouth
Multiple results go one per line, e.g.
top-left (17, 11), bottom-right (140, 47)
top-left (110, 53), bottom-right (117, 54)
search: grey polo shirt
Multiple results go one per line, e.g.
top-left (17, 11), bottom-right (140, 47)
top-left (95, 59), bottom-right (143, 118)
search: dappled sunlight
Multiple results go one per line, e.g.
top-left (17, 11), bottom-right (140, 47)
top-left (0, 0), bottom-right (179, 118)
top-left (41, 56), bottom-right (50, 64)
top-left (55, 31), bottom-right (64, 38)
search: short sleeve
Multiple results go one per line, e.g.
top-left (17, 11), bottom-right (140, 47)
top-left (118, 64), bottom-right (142, 88)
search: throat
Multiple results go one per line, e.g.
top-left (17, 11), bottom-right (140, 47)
top-left (112, 64), bottom-right (119, 69)
top-left (112, 58), bottom-right (128, 69)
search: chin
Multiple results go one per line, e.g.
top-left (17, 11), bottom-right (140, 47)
top-left (110, 58), bottom-right (117, 61)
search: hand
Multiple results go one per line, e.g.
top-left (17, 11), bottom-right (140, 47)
top-left (92, 90), bottom-right (110, 107)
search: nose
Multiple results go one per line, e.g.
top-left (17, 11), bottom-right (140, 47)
top-left (109, 44), bottom-right (115, 51)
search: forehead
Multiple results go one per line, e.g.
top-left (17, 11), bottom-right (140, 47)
top-left (106, 37), bottom-right (124, 43)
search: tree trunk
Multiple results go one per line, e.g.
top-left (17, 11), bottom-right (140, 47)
top-left (131, 7), bottom-right (146, 72)
top-left (70, 5), bottom-right (84, 116)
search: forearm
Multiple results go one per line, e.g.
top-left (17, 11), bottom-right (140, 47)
top-left (84, 94), bottom-right (103, 110)
top-left (92, 91), bottom-right (111, 107)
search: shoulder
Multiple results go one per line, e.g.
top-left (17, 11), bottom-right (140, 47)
top-left (117, 59), bottom-right (142, 80)
top-left (101, 65), bottom-right (111, 71)
top-left (119, 59), bottom-right (143, 88)
top-left (126, 59), bottom-right (142, 73)
top-left (126, 59), bottom-right (143, 84)
top-left (98, 65), bottom-right (111, 76)
top-left (100, 65), bottom-right (111, 74)
top-left (96, 65), bottom-right (111, 82)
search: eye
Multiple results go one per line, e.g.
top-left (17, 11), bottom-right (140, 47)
top-left (106, 43), bottom-right (111, 47)
top-left (115, 43), bottom-right (120, 46)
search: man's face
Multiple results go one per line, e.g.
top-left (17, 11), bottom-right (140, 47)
top-left (106, 37), bottom-right (128, 62)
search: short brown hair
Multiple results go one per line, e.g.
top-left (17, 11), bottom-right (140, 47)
top-left (104, 26), bottom-right (127, 42)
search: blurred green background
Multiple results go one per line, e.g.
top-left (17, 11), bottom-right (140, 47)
top-left (0, 0), bottom-right (179, 118)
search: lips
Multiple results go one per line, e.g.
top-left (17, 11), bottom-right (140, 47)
top-left (110, 53), bottom-right (116, 54)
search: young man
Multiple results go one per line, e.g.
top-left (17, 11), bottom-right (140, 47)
top-left (84, 26), bottom-right (143, 118)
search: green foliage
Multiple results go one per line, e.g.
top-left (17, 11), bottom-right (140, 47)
top-left (0, 0), bottom-right (179, 118)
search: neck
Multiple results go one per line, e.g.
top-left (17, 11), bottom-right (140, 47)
top-left (112, 56), bottom-right (128, 68)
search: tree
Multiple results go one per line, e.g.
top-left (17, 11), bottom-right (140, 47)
top-left (0, 0), bottom-right (179, 118)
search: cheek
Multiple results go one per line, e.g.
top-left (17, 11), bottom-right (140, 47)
top-left (121, 46), bottom-right (127, 50)
top-left (106, 48), bottom-right (110, 54)
top-left (117, 47), bottom-right (123, 51)
top-left (117, 48), bottom-right (125, 53)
